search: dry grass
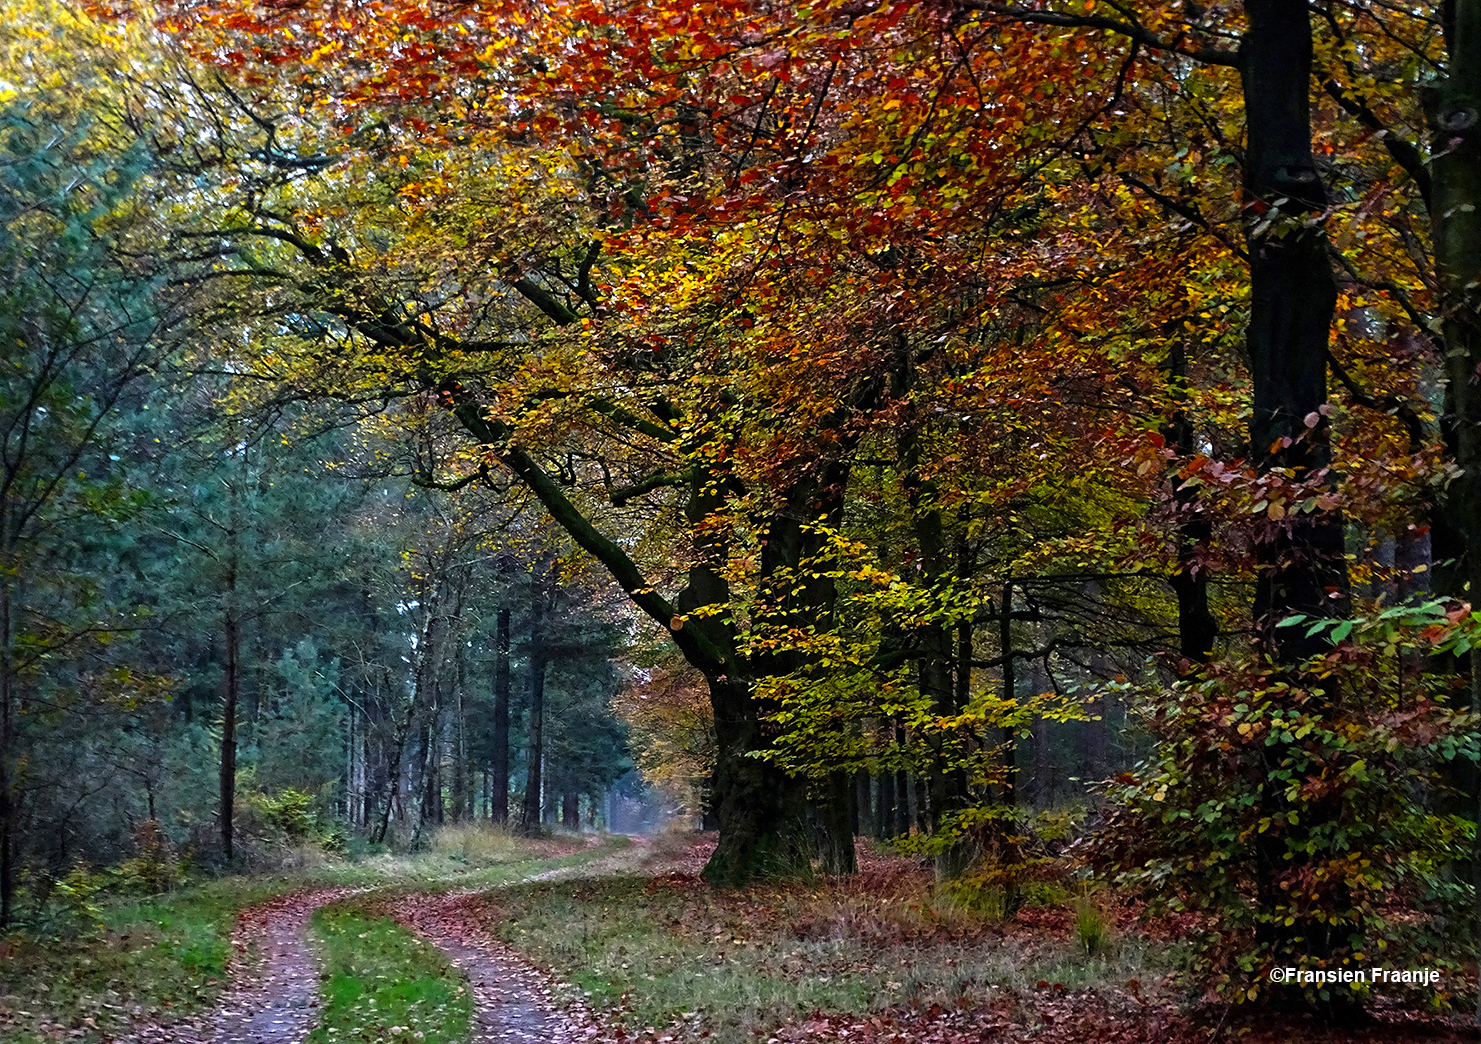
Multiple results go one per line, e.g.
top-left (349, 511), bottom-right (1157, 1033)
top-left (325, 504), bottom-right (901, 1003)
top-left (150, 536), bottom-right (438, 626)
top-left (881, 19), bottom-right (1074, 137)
top-left (428, 822), bottom-right (531, 865)
top-left (479, 837), bottom-right (1176, 1043)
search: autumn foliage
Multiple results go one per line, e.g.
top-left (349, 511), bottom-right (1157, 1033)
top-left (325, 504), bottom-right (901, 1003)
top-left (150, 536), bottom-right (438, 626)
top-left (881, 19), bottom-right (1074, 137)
top-left (125, 0), bottom-right (1481, 1010)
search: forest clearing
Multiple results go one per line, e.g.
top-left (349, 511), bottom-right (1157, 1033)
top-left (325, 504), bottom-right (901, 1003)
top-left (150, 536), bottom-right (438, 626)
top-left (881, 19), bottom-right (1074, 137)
top-left (2, 0), bottom-right (1481, 1039)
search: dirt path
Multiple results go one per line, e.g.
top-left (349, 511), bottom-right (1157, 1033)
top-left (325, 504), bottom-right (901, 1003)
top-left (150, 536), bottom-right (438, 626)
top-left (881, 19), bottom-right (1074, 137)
top-left (377, 838), bottom-right (670, 1043)
top-left (105, 838), bottom-right (670, 1044)
top-left (108, 887), bottom-right (357, 1044)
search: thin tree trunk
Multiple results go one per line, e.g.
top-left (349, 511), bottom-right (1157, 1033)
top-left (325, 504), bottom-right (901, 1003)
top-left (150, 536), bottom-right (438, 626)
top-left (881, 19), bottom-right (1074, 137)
top-left (220, 588), bottom-right (238, 862)
top-left (452, 642), bottom-right (467, 822)
top-left (0, 583), bottom-right (14, 926)
top-left (520, 587), bottom-right (547, 836)
top-left (491, 605), bottom-right (510, 824)
top-left (999, 580), bottom-right (1017, 810)
top-left (1164, 340), bottom-right (1218, 663)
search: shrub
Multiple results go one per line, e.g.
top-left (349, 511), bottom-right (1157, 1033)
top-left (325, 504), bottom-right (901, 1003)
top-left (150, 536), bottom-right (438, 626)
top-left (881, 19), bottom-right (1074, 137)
top-left (115, 819), bottom-right (178, 894)
top-left (1088, 608), bottom-right (1478, 1007)
top-left (24, 863), bottom-right (105, 940)
top-left (253, 787), bottom-right (318, 838)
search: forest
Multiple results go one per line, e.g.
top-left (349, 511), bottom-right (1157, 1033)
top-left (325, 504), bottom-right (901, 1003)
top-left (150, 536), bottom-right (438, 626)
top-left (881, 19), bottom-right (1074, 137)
top-left (0, 0), bottom-right (1478, 1040)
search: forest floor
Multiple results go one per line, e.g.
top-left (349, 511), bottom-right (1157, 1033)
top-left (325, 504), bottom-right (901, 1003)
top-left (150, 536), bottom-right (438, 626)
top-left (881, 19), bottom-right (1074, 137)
top-left (2, 831), bottom-right (1477, 1044)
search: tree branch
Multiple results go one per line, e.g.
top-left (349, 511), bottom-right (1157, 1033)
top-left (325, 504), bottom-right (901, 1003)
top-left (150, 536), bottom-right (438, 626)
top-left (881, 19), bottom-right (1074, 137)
top-left (1325, 346), bottom-right (1428, 452)
top-left (1322, 79), bottom-right (1432, 209)
top-left (512, 276), bottom-right (581, 325)
top-left (446, 396), bottom-right (730, 673)
top-left (956, 1), bottom-right (1240, 66)
top-left (610, 470), bottom-right (690, 506)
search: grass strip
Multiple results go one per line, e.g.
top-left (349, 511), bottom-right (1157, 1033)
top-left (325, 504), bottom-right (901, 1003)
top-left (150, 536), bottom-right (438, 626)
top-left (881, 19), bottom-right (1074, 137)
top-left (307, 903), bottom-right (471, 1044)
top-left (0, 874), bottom-right (321, 1044)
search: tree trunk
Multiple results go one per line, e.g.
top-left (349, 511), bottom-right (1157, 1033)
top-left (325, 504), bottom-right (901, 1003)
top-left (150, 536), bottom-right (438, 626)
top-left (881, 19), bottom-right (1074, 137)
top-left (1425, 0), bottom-right (1481, 1016)
top-left (453, 641), bottom-right (468, 822)
top-left (520, 589), bottom-right (547, 836)
top-left (701, 676), bottom-right (813, 883)
top-left (999, 580), bottom-right (1018, 810)
top-left (491, 604), bottom-right (510, 825)
top-left (220, 597), bottom-right (239, 863)
top-left (812, 772), bottom-right (856, 875)
top-left (1241, 0), bottom-right (1347, 655)
top-left (1164, 340), bottom-right (1218, 664)
top-left (1240, 4), bottom-right (1356, 1008)
top-left (0, 583), bottom-right (14, 926)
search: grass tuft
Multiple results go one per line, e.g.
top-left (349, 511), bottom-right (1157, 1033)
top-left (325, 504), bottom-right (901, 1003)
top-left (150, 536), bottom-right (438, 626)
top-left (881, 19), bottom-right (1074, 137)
top-left (428, 822), bottom-right (528, 866)
top-left (1074, 895), bottom-right (1113, 957)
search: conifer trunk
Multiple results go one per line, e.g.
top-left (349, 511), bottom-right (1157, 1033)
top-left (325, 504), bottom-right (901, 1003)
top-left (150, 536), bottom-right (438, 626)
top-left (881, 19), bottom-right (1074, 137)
top-left (520, 587), bottom-right (546, 836)
top-left (220, 603), bottom-right (238, 862)
top-left (491, 605), bottom-right (510, 824)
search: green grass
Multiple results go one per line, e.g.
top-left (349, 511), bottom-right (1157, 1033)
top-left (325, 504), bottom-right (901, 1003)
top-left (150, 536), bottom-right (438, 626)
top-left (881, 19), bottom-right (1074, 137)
top-left (307, 903), bottom-right (471, 1044)
top-left (482, 871), bottom-right (1179, 1043)
top-left (0, 874), bottom-right (314, 1044)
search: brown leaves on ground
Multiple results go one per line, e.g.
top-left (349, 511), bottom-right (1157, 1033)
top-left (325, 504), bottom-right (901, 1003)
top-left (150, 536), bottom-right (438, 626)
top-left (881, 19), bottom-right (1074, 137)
top-left (501, 834), bottom-right (1476, 1044)
top-left (386, 890), bottom-right (590, 1044)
